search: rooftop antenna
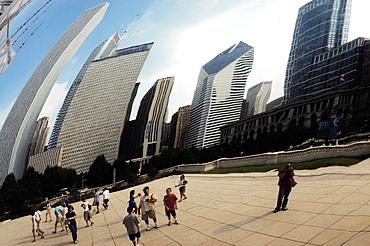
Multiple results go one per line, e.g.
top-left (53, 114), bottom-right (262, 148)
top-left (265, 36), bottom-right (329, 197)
top-left (117, 14), bottom-right (139, 46)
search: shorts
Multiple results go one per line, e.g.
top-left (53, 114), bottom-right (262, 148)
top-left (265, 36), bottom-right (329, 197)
top-left (56, 214), bottom-right (62, 223)
top-left (165, 210), bottom-right (176, 217)
top-left (84, 210), bottom-right (92, 221)
top-left (129, 202), bottom-right (137, 208)
top-left (141, 210), bottom-right (156, 220)
top-left (94, 202), bottom-right (99, 206)
top-left (179, 186), bottom-right (186, 193)
top-left (104, 199), bottom-right (109, 204)
top-left (128, 231), bottom-right (141, 241)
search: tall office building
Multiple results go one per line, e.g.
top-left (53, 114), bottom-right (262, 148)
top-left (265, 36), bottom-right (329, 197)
top-left (132, 77), bottom-right (174, 158)
top-left (306, 37), bottom-right (370, 96)
top-left (49, 32), bottom-right (121, 149)
top-left (55, 42), bottom-right (153, 174)
top-left (0, 3), bottom-right (108, 184)
top-left (283, 0), bottom-right (352, 104)
top-left (169, 105), bottom-right (190, 149)
top-left (28, 116), bottom-right (49, 156)
top-left (246, 81), bottom-right (272, 116)
top-left (185, 41), bottom-right (254, 149)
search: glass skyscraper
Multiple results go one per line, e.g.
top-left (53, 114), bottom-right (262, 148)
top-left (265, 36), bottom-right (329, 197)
top-left (48, 32), bottom-right (121, 149)
top-left (283, 0), bottom-right (352, 104)
top-left (185, 41), bottom-right (254, 149)
top-left (54, 42), bottom-right (153, 174)
top-left (131, 77), bottom-right (174, 158)
top-left (0, 3), bottom-right (108, 184)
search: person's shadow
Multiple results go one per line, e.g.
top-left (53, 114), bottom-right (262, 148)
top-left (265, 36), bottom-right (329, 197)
top-left (213, 211), bottom-right (273, 235)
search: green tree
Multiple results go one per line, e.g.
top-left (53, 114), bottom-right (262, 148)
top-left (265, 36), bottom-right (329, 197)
top-left (221, 140), bottom-right (242, 158)
top-left (198, 146), bottom-right (220, 163)
top-left (19, 167), bottom-right (42, 206)
top-left (86, 155), bottom-right (113, 188)
top-left (242, 138), bottom-right (259, 156)
top-left (41, 166), bottom-right (77, 197)
top-left (0, 174), bottom-right (26, 217)
top-left (113, 157), bottom-right (129, 182)
top-left (176, 148), bottom-right (196, 164)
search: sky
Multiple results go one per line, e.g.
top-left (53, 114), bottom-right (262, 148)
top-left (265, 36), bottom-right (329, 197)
top-left (0, 0), bottom-right (369, 137)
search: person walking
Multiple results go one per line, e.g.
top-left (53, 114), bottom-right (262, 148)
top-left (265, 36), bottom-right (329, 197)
top-left (43, 198), bottom-right (52, 222)
top-left (102, 188), bottom-right (110, 210)
top-left (66, 205), bottom-right (78, 244)
top-left (81, 198), bottom-right (94, 227)
top-left (61, 202), bottom-right (69, 234)
top-left (93, 189), bottom-right (100, 214)
top-left (138, 186), bottom-right (159, 231)
top-left (163, 187), bottom-right (178, 226)
top-left (123, 206), bottom-right (141, 246)
top-left (31, 211), bottom-right (44, 242)
top-left (52, 205), bottom-right (66, 233)
top-left (64, 196), bottom-right (71, 206)
top-left (175, 174), bottom-right (188, 202)
top-left (274, 163), bottom-right (295, 213)
top-left (33, 208), bottom-right (44, 237)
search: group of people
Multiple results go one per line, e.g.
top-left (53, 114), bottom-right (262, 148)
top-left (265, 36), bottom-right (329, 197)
top-left (31, 196), bottom-right (78, 243)
top-left (123, 174), bottom-right (188, 246)
top-left (31, 165), bottom-right (295, 245)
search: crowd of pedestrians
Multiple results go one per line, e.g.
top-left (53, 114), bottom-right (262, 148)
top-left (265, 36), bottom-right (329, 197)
top-left (30, 168), bottom-right (297, 245)
top-left (30, 175), bottom-right (190, 244)
top-left (121, 175), bottom-right (188, 245)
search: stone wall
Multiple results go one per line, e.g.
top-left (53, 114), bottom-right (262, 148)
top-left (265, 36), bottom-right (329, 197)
top-left (177, 141), bottom-right (370, 173)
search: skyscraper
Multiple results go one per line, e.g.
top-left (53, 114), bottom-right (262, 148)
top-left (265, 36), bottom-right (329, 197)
top-left (185, 41), bottom-right (254, 149)
top-left (131, 77), bottom-right (174, 158)
top-left (169, 105), bottom-right (191, 150)
top-left (283, 0), bottom-right (352, 104)
top-left (0, 3), bottom-right (108, 184)
top-left (246, 81), bottom-right (272, 116)
top-left (55, 42), bottom-right (153, 174)
top-left (28, 116), bottom-right (49, 157)
top-left (49, 32), bottom-right (121, 149)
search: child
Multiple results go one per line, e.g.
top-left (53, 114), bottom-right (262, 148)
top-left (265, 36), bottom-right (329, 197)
top-left (123, 206), bottom-right (141, 246)
top-left (163, 188), bottom-right (178, 226)
top-left (128, 190), bottom-right (141, 214)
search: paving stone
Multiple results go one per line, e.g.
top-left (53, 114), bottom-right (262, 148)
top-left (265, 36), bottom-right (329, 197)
top-left (2, 158), bottom-right (370, 245)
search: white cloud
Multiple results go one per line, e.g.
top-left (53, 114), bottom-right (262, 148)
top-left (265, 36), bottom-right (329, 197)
top-left (38, 81), bottom-right (69, 133)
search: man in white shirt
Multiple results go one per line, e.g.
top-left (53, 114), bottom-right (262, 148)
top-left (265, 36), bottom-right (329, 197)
top-left (138, 186), bottom-right (159, 231)
top-left (34, 208), bottom-right (44, 236)
top-left (103, 188), bottom-right (110, 209)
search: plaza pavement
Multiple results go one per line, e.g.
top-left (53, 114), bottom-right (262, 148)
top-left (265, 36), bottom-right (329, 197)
top-left (2, 158), bottom-right (370, 246)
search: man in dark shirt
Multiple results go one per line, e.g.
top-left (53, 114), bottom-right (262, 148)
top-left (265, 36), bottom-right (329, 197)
top-left (274, 163), bottom-right (295, 213)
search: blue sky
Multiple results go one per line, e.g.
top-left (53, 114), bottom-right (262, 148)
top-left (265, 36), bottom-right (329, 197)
top-left (0, 0), bottom-right (369, 132)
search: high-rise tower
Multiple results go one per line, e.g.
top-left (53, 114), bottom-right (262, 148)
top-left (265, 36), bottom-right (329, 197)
top-left (131, 77), bottom-right (174, 158)
top-left (55, 42), bottom-right (153, 174)
top-left (28, 116), bottom-right (49, 156)
top-left (185, 41), bottom-right (254, 149)
top-left (0, 3), bottom-right (108, 184)
top-left (246, 81), bottom-right (272, 116)
top-left (283, 0), bottom-right (352, 104)
top-left (48, 32), bottom-right (121, 149)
